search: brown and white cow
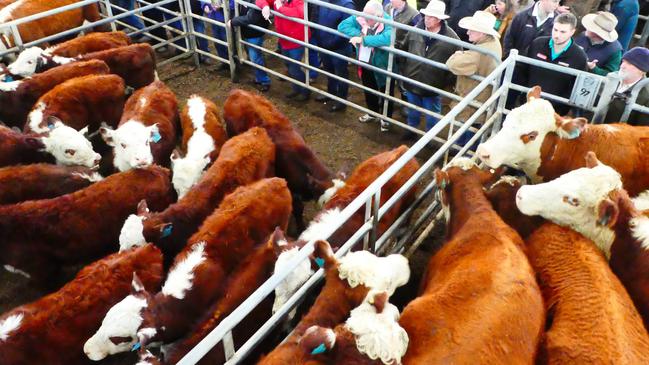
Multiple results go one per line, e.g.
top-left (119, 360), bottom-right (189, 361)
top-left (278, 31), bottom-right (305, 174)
top-left (477, 86), bottom-right (649, 196)
top-left (80, 43), bottom-right (156, 89)
top-left (398, 159), bottom-right (544, 364)
top-left (100, 80), bottom-right (178, 172)
top-left (0, 124), bottom-right (48, 166)
top-left (0, 244), bottom-right (163, 365)
top-left (84, 178), bottom-right (292, 360)
top-left (0, 59), bottom-right (110, 127)
top-left (171, 95), bottom-right (228, 198)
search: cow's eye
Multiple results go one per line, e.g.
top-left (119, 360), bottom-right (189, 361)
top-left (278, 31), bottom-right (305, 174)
top-left (65, 149), bottom-right (76, 156)
top-left (520, 131), bottom-right (538, 144)
top-left (121, 143), bottom-right (127, 148)
top-left (562, 196), bottom-right (579, 206)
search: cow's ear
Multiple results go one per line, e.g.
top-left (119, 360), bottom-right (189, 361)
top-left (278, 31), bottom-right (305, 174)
top-left (131, 272), bottom-right (145, 293)
top-left (136, 200), bottom-right (149, 216)
top-left (585, 151), bottom-right (600, 168)
top-left (369, 291), bottom-right (389, 314)
top-left (597, 198), bottom-right (619, 227)
top-left (526, 86), bottom-right (542, 102)
top-left (170, 148), bottom-right (181, 162)
top-left (299, 326), bottom-right (336, 355)
top-left (270, 227), bottom-right (289, 255)
top-left (100, 126), bottom-right (115, 146)
top-left (434, 168), bottom-right (450, 190)
top-left (24, 136), bottom-right (45, 150)
top-left (313, 240), bottom-right (336, 269)
top-left (556, 117), bottom-right (587, 140)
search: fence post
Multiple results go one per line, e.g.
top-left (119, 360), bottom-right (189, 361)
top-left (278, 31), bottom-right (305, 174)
top-left (222, 330), bottom-right (236, 361)
top-left (638, 15), bottom-right (649, 47)
top-left (181, 0), bottom-right (200, 66)
top-left (491, 49), bottom-right (517, 135)
top-left (592, 72), bottom-right (620, 123)
top-left (304, 0), bottom-right (310, 87)
top-left (369, 190), bottom-right (381, 253)
top-left (363, 198), bottom-right (372, 251)
top-left (381, 20), bottom-right (397, 125)
top-left (10, 24), bottom-right (23, 53)
top-left (223, 0), bottom-right (237, 81)
top-left (620, 77), bottom-right (649, 122)
top-left (232, 0), bottom-right (245, 80)
top-left (102, 0), bottom-right (118, 32)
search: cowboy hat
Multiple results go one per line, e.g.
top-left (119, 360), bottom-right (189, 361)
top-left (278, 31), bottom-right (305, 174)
top-left (458, 10), bottom-right (500, 38)
top-left (582, 11), bottom-right (618, 42)
top-left (420, 0), bottom-right (449, 20)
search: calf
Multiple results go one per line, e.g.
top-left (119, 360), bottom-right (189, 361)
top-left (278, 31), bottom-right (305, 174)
top-left (0, 244), bottom-right (163, 365)
top-left (527, 223), bottom-right (649, 363)
top-left (100, 80), bottom-right (178, 172)
top-left (84, 178), bottom-right (292, 360)
top-left (259, 240), bottom-right (410, 365)
top-left (477, 86), bottom-right (649, 195)
top-left (0, 59), bottom-right (110, 128)
top-left (0, 163), bottom-right (101, 204)
top-left (0, 124), bottom-right (48, 166)
top-left (223, 89), bottom-right (333, 230)
top-left (80, 44), bottom-right (157, 89)
top-left (398, 159), bottom-right (544, 364)
top-left (171, 95), bottom-right (228, 198)
top-left (119, 127), bottom-right (275, 258)
top-left (0, 165), bottom-right (174, 283)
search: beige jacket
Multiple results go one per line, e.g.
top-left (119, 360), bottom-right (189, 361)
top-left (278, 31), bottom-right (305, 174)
top-left (446, 36), bottom-right (502, 123)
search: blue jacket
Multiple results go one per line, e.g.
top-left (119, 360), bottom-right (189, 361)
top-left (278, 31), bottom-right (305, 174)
top-left (312, 0), bottom-right (355, 50)
top-left (199, 0), bottom-right (235, 22)
top-left (611, 0), bottom-right (640, 50)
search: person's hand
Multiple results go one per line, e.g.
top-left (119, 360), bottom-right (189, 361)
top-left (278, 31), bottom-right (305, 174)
top-left (274, 0), bottom-right (283, 9)
top-left (349, 36), bottom-right (363, 46)
top-left (262, 5), bottom-right (271, 20)
top-left (587, 59), bottom-right (598, 70)
top-left (204, 4), bottom-right (212, 14)
top-left (557, 5), bottom-right (570, 14)
top-left (227, 20), bottom-right (232, 28)
top-left (487, 4), bottom-right (497, 14)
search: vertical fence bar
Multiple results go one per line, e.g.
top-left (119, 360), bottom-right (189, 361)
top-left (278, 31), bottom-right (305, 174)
top-left (102, 0), bottom-right (118, 31)
top-left (381, 19), bottom-right (397, 126)
top-left (223, 0), bottom-right (237, 80)
top-left (363, 198), bottom-right (372, 251)
top-left (222, 330), bottom-right (236, 361)
top-left (492, 50), bottom-right (516, 134)
top-left (181, 0), bottom-right (200, 66)
top-left (370, 190), bottom-right (381, 253)
top-left (592, 72), bottom-right (620, 123)
top-left (232, 0), bottom-right (245, 69)
top-left (9, 24), bottom-right (23, 53)
top-left (303, 0), bottom-right (310, 87)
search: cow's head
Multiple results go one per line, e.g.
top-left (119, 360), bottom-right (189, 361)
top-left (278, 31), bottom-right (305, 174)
top-left (6, 47), bottom-right (44, 77)
top-left (119, 200), bottom-right (172, 251)
top-left (477, 86), bottom-right (587, 180)
top-left (516, 152), bottom-right (623, 257)
top-left (84, 274), bottom-right (154, 360)
top-left (40, 121), bottom-right (101, 168)
top-left (298, 325), bottom-right (337, 357)
top-left (170, 148), bottom-right (211, 199)
top-left (101, 121), bottom-right (159, 172)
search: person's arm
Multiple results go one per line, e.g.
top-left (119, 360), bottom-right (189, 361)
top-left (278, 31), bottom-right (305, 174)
top-left (363, 21), bottom-right (392, 47)
top-left (255, 0), bottom-right (271, 9)
top-left (446, 49), bottom-right (480, 76)
top-left (337, 15), bottom-right (362, 37)
top-left (591, 50), bottom-right (622, 76)
top-left (502, 14), bottom-right (519, 56)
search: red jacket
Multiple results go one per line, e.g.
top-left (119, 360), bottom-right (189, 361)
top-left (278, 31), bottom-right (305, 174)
top-left (255, 0), bottom-right (311, 50)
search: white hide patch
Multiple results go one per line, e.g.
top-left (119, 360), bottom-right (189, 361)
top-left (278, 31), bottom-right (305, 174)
top-left (303, 325), bottom-right (336, 349)
top-left (488, 175), bottom-right (525, 190)
top-left (84, 295), bottom-right (148, 360)
top-left (338, 252), bottom-right (410, 295)
top-left (602, 124), bottom-right (619, 133)
top-left (6, 46), bottom-right (43, 77)
top-left (443, 157), bottom-right (476, 171)
top-left (72, 171), bottom-right (104, 182)
top-left (161, 242), bottom-right (207, 299)
top-left (135, 350), bottom-right (158, 365)
top-left (633, 191), bottom-right (649, 211)
top-left (42, 123), bottom-right (100, 168)
top-left (298, 208), bottom-right (344, 243)
top-left (119, 215), bottom-right (147, 251)
top-left (136, 327), bottom-right (157, 343)
top-left (0, 0), bottom-right (24, 23)
top-left (51, 55), bottom-right (75, 65)
top-left (0, 313), bottom-right (23, 341)
top-left (0, 79), bottom-right (20, 92)
top-left (272, 247), bottom-right (314, 319)
top-left (187, 95), bottom-right (207, 128)
top-left (106, 121), bottom-right (156, 172)
top-left (317, 179), bottom-right (346, 208)
top-left (630, 216), bottom-right (649, 251)
top-left (345, 294), bottom-right (408, 365)
top-left (27, 102), bottom-right (47, 132)
top-left (3, 265), bottom-right (31, 278)
top-left (516, 164), bottom-right (622, 258)
top-left (171, 133), bottom-right (214, 198)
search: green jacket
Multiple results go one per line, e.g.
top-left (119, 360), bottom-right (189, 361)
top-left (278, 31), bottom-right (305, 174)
top-left (604, 78), bottom-right (649, 126)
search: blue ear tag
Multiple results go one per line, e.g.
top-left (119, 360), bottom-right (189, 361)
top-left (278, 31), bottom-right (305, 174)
top-left (314, 257), bottom-right (325, 268)
top-left (567, 128), bottom-right (581, 139)
top-left (48, 123), bottom-right (55, 130)
top-left (151, 130), bottom-right (161, 143)
top-left (4, 75), bottom-right (13, 82)
top-left (131, 342), bottom-right (141, 351)
top-left (161, 224), bottom-right (173, 238)
top-left (311, 343), bottom-right (327, 355)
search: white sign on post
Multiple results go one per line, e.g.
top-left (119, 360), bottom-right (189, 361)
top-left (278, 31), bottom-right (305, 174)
top-left (570, 73), bottom-right (602, 109)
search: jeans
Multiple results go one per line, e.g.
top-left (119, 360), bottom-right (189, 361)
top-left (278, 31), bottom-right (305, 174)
top-left (282, 47), bottom-right (309, 96)
top-left (111, 0), bottom-right (144, 29)
top-left (320, 44), bottom-right (351, 99)
top-left (245, 36), bottom-right (270, 85)
top-left (405, 91), bottom-right (441, 131)
top-left (205, 15), bottom-right (229, 59)
top-left (307, 38), bottom-right (320, 80)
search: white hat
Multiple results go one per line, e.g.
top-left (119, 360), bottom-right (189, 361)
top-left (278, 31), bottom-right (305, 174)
top-left (458, 10), bottom-right (500, 39)
top-left (582, 11), bottom-right (618, 43)
top-left (420, 0), bottom-right (449, 20)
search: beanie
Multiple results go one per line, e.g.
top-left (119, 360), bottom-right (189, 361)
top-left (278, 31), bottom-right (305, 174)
top-left (622, 47), bottom-right (649, 73)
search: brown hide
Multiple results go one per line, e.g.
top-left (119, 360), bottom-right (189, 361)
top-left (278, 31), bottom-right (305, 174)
top-left (0, 244), bottom-right (163, 365)
top-left (0, 163), bottom-right (97, 204)
top-left (0, 165), bottom-right (174, 283)
top-left (326, 326), bottom-right (383, 365)
top-left (2, 0), bottom-right (103, 46)
top-left (179, 95), bottom-right (227, 159)
top-left (527, 223), bottom-right (649, 364)
top-left (0, 124), bottom-right (48, 167)
top-left (322, 145), bottom-right (419, 249)
top-left (0, 59), bottom-right (110, 128)
top-left (23, 74), bottom-right (125, 133)
top-left (142, 127), bottom-right (275, 257)
top-left (80, 44), bottom-right (156, 89)
top-left (537, 123), bottom-right (649, 195)
top-left (140, 178), bottom-right (292, 345)
top-left (399, 165), bottom-right (543, 364)
top-left (48, 31), bottom-right (131, 58)
top-left (484, 178), bottom-right (543, 239)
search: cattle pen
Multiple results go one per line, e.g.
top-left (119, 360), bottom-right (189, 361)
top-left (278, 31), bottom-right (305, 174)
top-left (1, 0), bottom-right (649, 364)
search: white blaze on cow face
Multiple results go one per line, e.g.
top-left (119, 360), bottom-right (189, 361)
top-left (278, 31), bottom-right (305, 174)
top-left (272, 246), bottom-right (314, 319)
top-left (41, 123), bottom-right (101, 168)
top-left (515, 163), bottom-right (622, 257)
top-left (0, 313), bottom-right (23, 341)
top-left (317, 179), bottom-right (346, 208)
top-left (101, 121), bottom-right (158, 172)
top-left (171, 133), bottom-right (214, 198)
top-left (84, 295), bottom-right (149, 360)
top-left (345, 292), bottom-right (409, 365)
top-left (477, 99), bottom-right (559, 181)
top-left (338, 251), bottom-right (410, 295)
top-left (119, 214), bottom-right (147, 251)
top-left (6, 46), bottom-right (44, 77)
top-left (161, 242), bottom-right (207, 299)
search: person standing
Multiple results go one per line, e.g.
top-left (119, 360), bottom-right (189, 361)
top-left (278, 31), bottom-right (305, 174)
top-left (503, 0), bottom-right (560, 56)
top-left (399, 0), bottom-right (460, 139)
top-left (604, 47), bottom-right (649, 125)
top-left (610, 0), bottom-right (640, 50)
top-left (575, 11), bottom-right (623, 76)
top-left (201, 0), bottom-right (236, 69)
top-left (110, 0), bottom-right (145, 37)
top-left (520, 12), bottom-right (588, 115)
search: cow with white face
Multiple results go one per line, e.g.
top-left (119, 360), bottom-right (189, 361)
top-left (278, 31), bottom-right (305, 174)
top-left (2, 46), bottom-right (75, 79)
top-left (37, 121), bottom-right (102, 168)
top-left (101, 122), bottom-right (159, 171)
top-left (516, 152), bottom-right (623, 257)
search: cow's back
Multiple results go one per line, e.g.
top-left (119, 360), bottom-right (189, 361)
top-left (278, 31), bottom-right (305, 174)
top-left (49, 31), bottom-right (131, 57)
top-left (6, 0), bottom-right (87, 44)
top-left (0, 125), bottom-right (47, 166)
top-left (83, 43), bottom-right (156, 88)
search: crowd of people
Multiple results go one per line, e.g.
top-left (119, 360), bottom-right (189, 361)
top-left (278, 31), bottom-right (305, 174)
top-left (112, 0), bottom-right (649, 138)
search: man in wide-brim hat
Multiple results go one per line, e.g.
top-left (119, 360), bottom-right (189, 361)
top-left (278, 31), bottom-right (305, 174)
top-left (575, 11), bottom-right (624, 76)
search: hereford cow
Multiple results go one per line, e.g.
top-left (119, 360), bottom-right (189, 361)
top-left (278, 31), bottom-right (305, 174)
top-left (484, 175), bottom-right (543, 239)
top-left (0, 59), bottom-right (110, 127)
top-left (0, 165), bottom-right (174, 283)
top-left (118, 127), bottom-right (275, 258)
top-left (398, 159), bottom-right (544, 364)
top-left (0, 124), bottom-right (48, 166)
top-left (100, 80), bottom-right (178, 172)
top-left (259, 240), bottom-right (410, 365)
top-left (84, 178), bottom-right (292, 360)
top-left (526, 223), bottom-right (649, 363)
top-left (171, 95), bottom-right (228, 198)
top-left (0, 163), bottom-right (101, 204)
top-left (476, 86), bottom-right (649, 195)
top-left (0, 244), bottom-right (163, 365)
top-left (0, 0), bottom-right (104, 53)
top-left (79, 44), bottom-right (157, 89)
top-left (223, 89), bottom-right (333, 230)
